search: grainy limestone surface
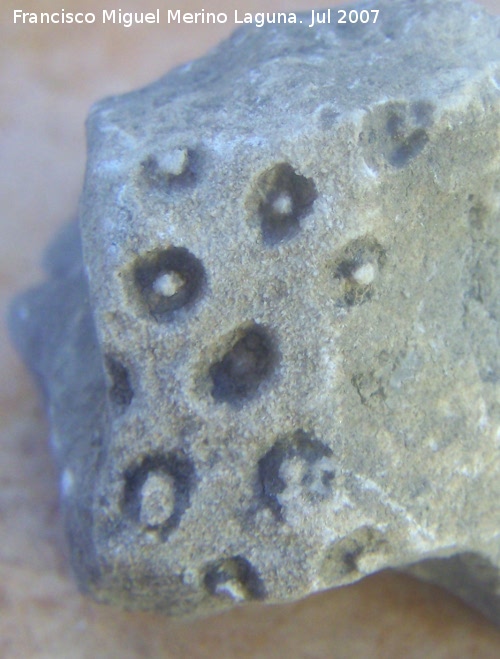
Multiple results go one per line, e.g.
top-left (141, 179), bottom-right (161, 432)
top-left (8, 0), bottom-right (500, 621)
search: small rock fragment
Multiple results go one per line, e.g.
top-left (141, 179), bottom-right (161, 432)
top-left (8, 0), bottom-right (500, 621)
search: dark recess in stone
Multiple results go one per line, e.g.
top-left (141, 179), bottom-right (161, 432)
top-left (389, 128), bottom-right (429, 167)
top-left (105, 355), bottom-right (133, 410)
top-left (133, 246), bottom-right (205, 322)
top-left (333, 236), bottom-right (386, 307)
top-left (140, 150), bottom-right (197, 189)
top-left (258, 430), bottom-right (334, 520)
top-left (254, 162), bottom-right (317, 245)
top-left (322, 526), bottom-right (385, 580)
top-left (469, 204), bottom-right (487, 232)
top-left (210, 324), bottom-right (277, 404)
top-left (360, 101), bottom-right (433, 171)
top-left (122, 451), bottom-right (195, 540)
top-left (341, 546), bottom-right (365, 574)
top-left (204, 555), bottom-right (266, 600)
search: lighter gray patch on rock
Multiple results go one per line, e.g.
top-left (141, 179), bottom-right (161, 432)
top-left (139, 472), bottom-right (176, 528)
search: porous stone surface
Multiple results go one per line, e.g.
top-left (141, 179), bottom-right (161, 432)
top-left (8, 0), bottom-right (500, 621)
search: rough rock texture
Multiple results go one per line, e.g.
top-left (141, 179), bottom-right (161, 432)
top-left (8, 0), bottom-right (500, 621)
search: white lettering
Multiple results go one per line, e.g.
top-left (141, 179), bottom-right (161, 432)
top-left (255, 13), bottom-right (265, 28)
top-left (235, 11), bottom-right (252, 25)
top-left (102, 9), bottom-right (115, 23)
top-left (235, 11), bottom-right (297, 28)
top-left (103, 9), bottom-right (159, 26)
top-left (168, 9), bottom-right (180, 23)
top-left (12, 8), bottom-right (152, 26)
top-left (122, 12), bottom-right (133, 28)
top-left (168, 9), bottom-right (226, 24)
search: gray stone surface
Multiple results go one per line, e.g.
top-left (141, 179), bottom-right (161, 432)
top-left (8, 0), bottom-right (500, 620)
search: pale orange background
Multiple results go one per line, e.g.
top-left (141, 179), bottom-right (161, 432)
top-left (1, 1), bottom-right (500, 657)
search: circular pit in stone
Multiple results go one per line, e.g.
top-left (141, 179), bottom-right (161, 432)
top-left (209, 324), bottom-right (278, 404)
top-left (132, 246), bottom-right (205, 321)
top-left (122, 452), bottom-right (195, 540)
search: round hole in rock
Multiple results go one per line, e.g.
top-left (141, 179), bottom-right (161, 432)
top-left (332, 236), bottom-right (386, 307)
top-left (209, 325), bottom-right (277, 404)
top-left (133, 246), bottom-right (205, 321)
top-left (253, 163), bottom-right (317, 245)
top-left (122, 451), bottom-right (195, 540)
top-left (204, 556), bottom-right (266, 601)
top-left (258, 430), bottom-right (334, 520)
top-left (105, 355), bottom-right (133, 411)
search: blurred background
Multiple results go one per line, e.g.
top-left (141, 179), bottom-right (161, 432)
top-left (1, 1), bottom-right (500, 656)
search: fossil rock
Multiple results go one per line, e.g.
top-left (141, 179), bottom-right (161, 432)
top-left (9, 0), bottom-right (500, 621)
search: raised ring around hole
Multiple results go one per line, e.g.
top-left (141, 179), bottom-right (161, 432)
top-left (122, 451), bottom-right (195, 540)
top-left (133, 246), bottom-right (205, 321)
top-left (258, 430), bottom-right (334, 520)
top-left (251, 163), bottom-right (317, 245)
